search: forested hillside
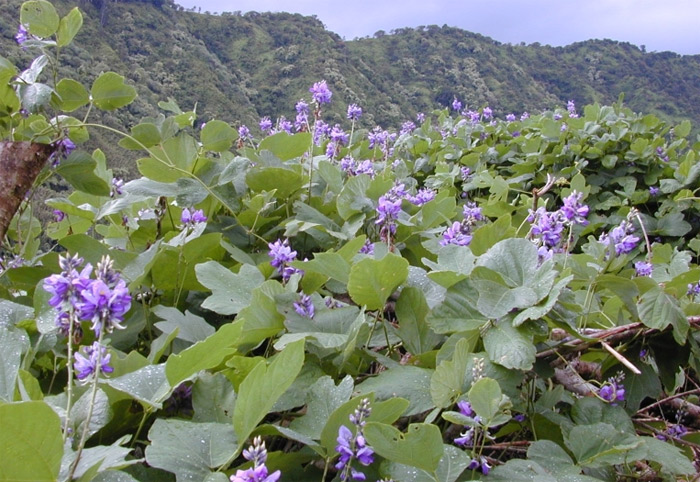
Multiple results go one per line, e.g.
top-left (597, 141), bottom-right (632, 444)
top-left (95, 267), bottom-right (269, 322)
top-left (1, 0), bottom-right (699, 167)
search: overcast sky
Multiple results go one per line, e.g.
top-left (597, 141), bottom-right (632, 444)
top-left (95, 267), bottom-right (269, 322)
top-left (173, 0), bottom-right (699, 55)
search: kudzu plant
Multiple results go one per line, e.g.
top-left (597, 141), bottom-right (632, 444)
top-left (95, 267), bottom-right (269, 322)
top-left (0, 1), bottom-right (699, 481)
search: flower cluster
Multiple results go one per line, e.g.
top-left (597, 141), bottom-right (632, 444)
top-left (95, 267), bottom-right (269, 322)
top-left (347, 104), bottom-right (362, 121)
top-left (310, 80), bottom-right (332, 105)
top-left (441, 202), bottom-right (484, 247)
top-left (687, 281), bottom-right (700, 298)
top-left (43, 254), bottom-right (131, 383)
top-left (453, 401), bottom-right (491, 475)
top-left (15, 24), bottom-right (30, 45)
top-left (367, 126), bottom-right (396, 158)
top-left (599, 373), bottom-right (625, 405)
top-left (74, 341), bottom-right (113, 380)
top-left (634, 260), bottom-right (653, 277)
top-left (599, 220), bottom-right (639, 256)
top-left (230, 436), bottom-right (281, 482)
top-left (567, 100), bottom-right (578, 118)
top-left (335, 398), bottom-right (374, 481)
top-left (110, 178), bottom-right (124, 197)
top-left (293, 293), bottom-right (315, 318)
top-left (527, 191), bottom-right (589, 260)
top-left (656, 146), bottom-right (670, 163)
top-left (656, 423), bottom-right (688, 441)
top-left (181, 207), bottom-right (207, 226)
top-left (49, 137), bottom-right (76, 167)
top-left (268, 239), bottom-right (302, 282)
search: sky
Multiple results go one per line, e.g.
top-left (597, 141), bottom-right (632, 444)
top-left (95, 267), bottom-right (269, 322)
top-left (173, 0), bottom-right (699, 55)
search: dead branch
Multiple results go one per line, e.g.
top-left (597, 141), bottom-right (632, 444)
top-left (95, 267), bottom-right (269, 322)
top-left (0, 141), bottom-right (54, 243)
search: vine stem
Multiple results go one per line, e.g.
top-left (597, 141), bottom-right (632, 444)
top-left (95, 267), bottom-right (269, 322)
top-left (62, 309), bottom-right (77, 443)
top-left (67, 329), bottom-right (105, 480)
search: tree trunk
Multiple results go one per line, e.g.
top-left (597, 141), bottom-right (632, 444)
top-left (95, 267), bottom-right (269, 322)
top-left (0, 141), bottom-right (54, 243)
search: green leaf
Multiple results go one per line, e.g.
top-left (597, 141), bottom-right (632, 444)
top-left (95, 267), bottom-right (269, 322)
top-left (383, 444), bottom-right (471, 482)
top-left (91, 72), bottom-right (137, 110)
top-left (637, 285), bottom-right (689, 344)
top-left (119, 123), bottom-right (162, 150)
top-left (21, 0), bottom-right (59, 38)
top-left (201, 120), bottom-right (236, 152)
top-left (487, 459), bottom-right (558, 481)
top-left (246, 167), bottom-right (303, 199)
top-left (395, 287), bottom-right (442, 355)
top-left (289, 375), bottom-right (353, 439)
top-left (0, 325), bottom-right (24, 401)
top-left (356, 365), bottom-right (433, 416)
top-left (426, 279), bottom-right (487, 334)
top-left (258, 132), bottom-right (311, 160)
top-left (153, 306), bottom-right (214, 344)
top-left (56, 7), bottom-right (83, 47)
top-left (192, 372), bottom-right (237, 424)
top-left (165, 322), bottom-right (241, 387)
top-left (468, 377), bottom-right (506, 422)
top-left (107, 363), bottom-right (171, 409)
top-left (347, 253), bottom-right (409, 310)
top-left (337, 174), bottom-right (373, 220)
top-left (482, 318), bottom-right (536, 370)
top-left (20, 82), bottom-right (53, 113)
top-left (196, 262), bottom-right (264, 315)
top-left (636, 437), bottom-right (695, 476)
top-left (364, 422), bottom-right (444, 473)
top-left (145, 419), bottom-right (238, 481)
top-left (674, 119), bottom-right (692, 138)
top-left (54, 78), bottom-right (89, 112)
top-left (233, 339), bottom-right (305, 443)
top-left (0, 401), bottom-right (63, 481)
top-left (55, 151), bottom-right (111, 196)
top-left (564, 422), bottom-right (639, 468)
top-left (430, 338), bottom-right (471, 408)
top-left (239, 285), bottom-right (285, 345)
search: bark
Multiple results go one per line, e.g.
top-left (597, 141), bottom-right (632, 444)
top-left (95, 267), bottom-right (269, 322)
top-left (0, 141), bottom-right (54, 243)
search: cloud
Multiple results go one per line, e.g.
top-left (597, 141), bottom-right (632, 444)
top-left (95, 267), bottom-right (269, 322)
top-left (174, 0), bottom-right (700, 54)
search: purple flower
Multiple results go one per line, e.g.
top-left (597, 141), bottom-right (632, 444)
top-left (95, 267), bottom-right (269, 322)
top-left (347, 104), bottom-right (362, 121)
top-left (313, 120), bottom-right (330, 146)
top-left (408, 188), bottom-right (436, 206)
top-left (353, 160), bottom-right (375, 177)
top-left (74, 342), bottom-right (113, 381)
top-left (268, 239), bottom-right (301, 281)
top-left (181, 208), bottom-right (207, 226)
top-left (53, 209), bottom-right (66, 222)
top-left (505, 113), bottom-right (516, 122)
top-left (293, 293), bottom-right (315, 318)
top-left (416, 112), bottom-right (425, 123)
top-left (330, 124), bottom-right (349, 145)
top-left (335, 399), bottom-right (374, 481)
top-left (460, 167), bottom-right (472, 181)
top-left (231, 437), bottom-right (281, 482)
top-left (560, 191), bottom-right (589, 225)
top-left (400, 121), bottom-right (416, 135)
top-left (310, 80), bottom-right (332, 104)
top-left (687, 282), bottom-right (700, 297)
top-left (649, 186), bottom-right (660, 196)
top-left (238, 125), bottom-right (251, 140)
top-left (441, 221), bottom-right (472, 247)
top-left (567, 100), bottom-right (578, 118)
top-left (520, 112), bottom-right (530, 121)
top-left (452, 98), bottom-right (462, 112)
top-left (376, 195), bottom-right (402, 227)
top-left (78, 278), bottom-right (131, 337)
top-left (259, 117), bottom-right (273, 133)
top-left (278, 116), bottom-right (292, 134)
top-left (49, 138), bottom-right (76, 167)
top-left (457, 400), bottom-right (474, 417)
top-left (466, 110), bottom-right (480, 123)
top-left (600, 221), bottom-right (639, 256)
top-left (15, 24), bottom-right (30, 45)
top-left (599, 374), bottom-right (625, 405)
top-left (463, 202), bottom-right (484, 223)
top-left (296, 100), bottom-right (309, 114)
top-left (482, 107), bottom-right (493, 119)
top-left (635, 261), bottom-right (653, 277)
top-left (529, 207), bottom-right (565, 248)
top-left (110, 178), bottom-right (124, 197)
top-left (359, 240), bottom-right (374, 255)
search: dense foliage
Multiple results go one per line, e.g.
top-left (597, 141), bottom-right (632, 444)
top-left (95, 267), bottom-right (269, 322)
top-left (2, 2), bottom-right (700, 481)
top-left (2, 0), bottom-right (700, 174)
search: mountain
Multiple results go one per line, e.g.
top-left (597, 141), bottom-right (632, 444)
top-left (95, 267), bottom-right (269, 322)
top-left (1, 0), bottom-right (699, 171)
